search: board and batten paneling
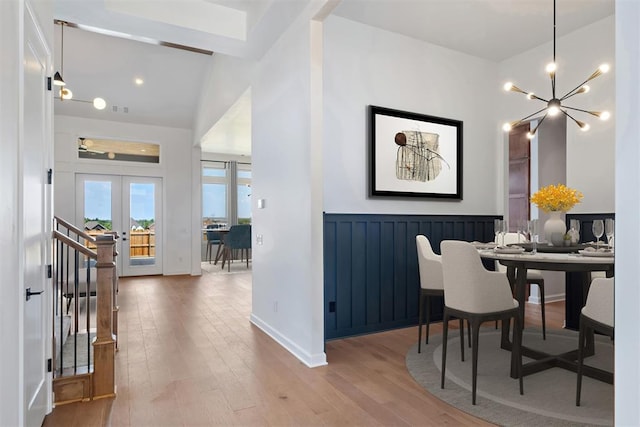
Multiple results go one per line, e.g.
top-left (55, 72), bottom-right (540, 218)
top-left (324, 213), bottom-right (499, 340)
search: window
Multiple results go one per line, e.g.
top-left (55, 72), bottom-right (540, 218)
top-left (201, 161), bottom-right (252, 228)
top-left (202, 162), bottom-right (227, 228)
top-left (237, 166), bottom-right (251, 224)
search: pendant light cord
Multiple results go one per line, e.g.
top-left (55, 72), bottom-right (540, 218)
top-left (552, 0), bottom-right (556, 98)
top-left (60, 22), bottom-right (64, 77)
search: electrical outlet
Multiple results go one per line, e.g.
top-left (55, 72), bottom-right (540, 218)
top-left (257, 234), bottom-right (263, 245)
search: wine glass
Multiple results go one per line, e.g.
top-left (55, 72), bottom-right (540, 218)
top-left (605, 218), bottom-right (615, 249)
top-left (501, 220), bottom-right (508, 246)
top-left (592, 219), bottom-right (604, 250)
top-left (494, 219), bottom-right (503, 245)
top-left (527, 219), bottom-right (539, 254)
top-left (569, 219), bottom-right (580, 245)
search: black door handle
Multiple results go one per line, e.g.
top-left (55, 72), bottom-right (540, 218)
top-left (26, 287), bottom-right (44, 301)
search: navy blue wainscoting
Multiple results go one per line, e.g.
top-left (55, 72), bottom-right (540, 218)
top-left (564, 212), bottom-right (615, 330)
top-left (323, 213), bottom-right (499, 340)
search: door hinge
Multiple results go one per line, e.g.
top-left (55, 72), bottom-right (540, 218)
top-left (47, 77), bottom-right (52, 91)
top-left (46, 264), bottom-right (52, 279)
top-left (47, 358), bottom-right (52, 373)
top-left (47, 168), bottom-right (52, 184)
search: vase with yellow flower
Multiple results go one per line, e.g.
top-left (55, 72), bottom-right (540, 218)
top-left (530, 184), bottom-right (584, 246)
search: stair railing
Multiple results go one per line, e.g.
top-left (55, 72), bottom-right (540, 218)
top-left (52, 216), bottom-right (117, 402)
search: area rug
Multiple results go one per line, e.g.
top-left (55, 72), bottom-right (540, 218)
top-left (406, 327), bottom-right (613, 426)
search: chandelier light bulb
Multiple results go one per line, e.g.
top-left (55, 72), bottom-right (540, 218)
top-left (548, 106), bottom-right (560, 116)
top-left (503, 82), bottom-right (514, 91)
top-left (599, 111), bottom-right (611, 121)
top-left (526, 92), bottom-right (535, 100)
top-left (502, 122), bottom-right (512, 132)
top-left (60, 88), bottom-right (73, 100)
top-left (578, 85), bottom-right (590, 94)
top-left (526, 131), bottom-right (535, 139)
top-left (93, 97), bottom-right (106, 110)
top-left (599, 64), bottom-right (610, 74)
top-left (545, 62), bottom-right (557, 74)
top-left (580, 123), bottom-right (590, 132)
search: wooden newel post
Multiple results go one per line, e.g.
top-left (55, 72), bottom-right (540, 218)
top-left (93, 234), bottom-right (116, 399)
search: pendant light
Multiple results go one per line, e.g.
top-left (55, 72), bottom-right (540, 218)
top-left (53, 21), bottom-right (66, 87)
top-left (502, 0), bottom-right (611, 139)
top-left (54, 20), bottom-right (108, 111)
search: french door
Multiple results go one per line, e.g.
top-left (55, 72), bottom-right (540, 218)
top-left (76, 174), bottom-right (163, 276)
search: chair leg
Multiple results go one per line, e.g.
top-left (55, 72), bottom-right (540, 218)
top-left (213, 243), bottom-right (223, 265)
top-left (459, 319), bottom-right (465, 362)
top-left (425, 294), bottom-right (431, 345)
top-left (441, 311), bottom-right (449, 389)
top-left (471, 319), bottom-right (481, 405)
top-left (418, 293), bottom-right (425, 353)
top-left (206, 242), bottom-right (211, 263)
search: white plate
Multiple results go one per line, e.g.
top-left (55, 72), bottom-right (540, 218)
top-left (578, 249), bottom-right (614, 258)
top-left (472, 242), bottom-right (497, 249)
top-left (494, 246), bottom-right (525, 254)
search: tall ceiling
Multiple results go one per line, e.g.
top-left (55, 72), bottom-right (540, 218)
top-left (53, 0), bottom-right (614, 155)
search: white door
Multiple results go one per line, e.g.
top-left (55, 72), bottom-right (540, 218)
top-left (76, 174), bottom-right (163, 277)
top-left (23, 6), bottom-right (51, 426)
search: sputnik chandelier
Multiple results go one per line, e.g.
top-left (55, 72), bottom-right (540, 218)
top-left (502, 0), bottom-right (610, 139)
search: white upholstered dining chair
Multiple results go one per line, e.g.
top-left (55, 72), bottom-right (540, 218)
top-left (416, 235), bottom-right (445, 353)
top-left (441, 240), bottom-right (523, 405)
top-left (495, 232), bottom-right (547, 339)
top-left (576, 277), bottom-right (614, 406)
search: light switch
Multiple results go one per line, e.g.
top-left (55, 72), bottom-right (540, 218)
top-left (258, 199), bottom-right (265, 209)
top-left (257, 234), bottom-right (264, 245)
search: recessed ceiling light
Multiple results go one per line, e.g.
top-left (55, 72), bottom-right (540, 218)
top-left (93, 97), bottom-right (106, 110)
top-left (135, 78), bottom-right (144, 86)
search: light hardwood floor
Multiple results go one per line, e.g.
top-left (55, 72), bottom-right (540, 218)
top-left (43, 267), bottom-right (564, 426)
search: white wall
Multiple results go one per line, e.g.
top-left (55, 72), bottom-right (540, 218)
top-left (499, 16), bottom-right (615, 213)
top-left (323, 16), bottom-right (501, 215)
top-left (1, 0), bottom-right (53, 424)
top-left (614, 0), bottom-right (640, 423)
top-left (193, 54), bottom-right (254, 145)
top-left (249, 3), bottom-right (326, 367)
top-left (54, 115), bottom-right (195, 275)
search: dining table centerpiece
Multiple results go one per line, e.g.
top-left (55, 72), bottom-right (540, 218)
top-left (530, 184), bottom-right (584, 245)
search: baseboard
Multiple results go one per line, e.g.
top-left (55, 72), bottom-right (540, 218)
top-left (529, 294), bottom-right (565, 305)
top-left (250, 313), bottom-right (327, 368)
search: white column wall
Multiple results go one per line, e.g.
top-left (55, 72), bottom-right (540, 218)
top-left (54, 115), bottom-right (194, 275)
top-left (324, 16), bottom-right (501, 215)
top-left (0, 0), bottom-right (53, 424)
top-left (614, 0), bottom-right (640, 423)
top-left (499, 16), bottom-right (615, 213)
top-left (249, 6), bottom-right (326, 367)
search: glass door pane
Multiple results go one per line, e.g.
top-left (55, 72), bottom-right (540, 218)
top-left (122, 176), bottom-right (162, 276)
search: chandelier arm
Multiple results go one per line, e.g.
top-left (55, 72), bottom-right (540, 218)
top-left (561, 105), bottom-right (600, 117)
top-left (559, 77), bottom-right (594, 101)
top-left (561, 109), bottom-right (586, 129)
top-left (516, 107), bottom-right (549, 124)
top-left (529, 94), bottom-right (549, 103)
top-left (529, 113), bottom-right (549, 136)
top-left (54, 97), bottom-right (92, 104)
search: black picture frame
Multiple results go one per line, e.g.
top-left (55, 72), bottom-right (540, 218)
top-left (369, 105), bottom-right (463, 199)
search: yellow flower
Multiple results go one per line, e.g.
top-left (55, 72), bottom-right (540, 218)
top-left (530, 184), bottom-right (583, 213)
